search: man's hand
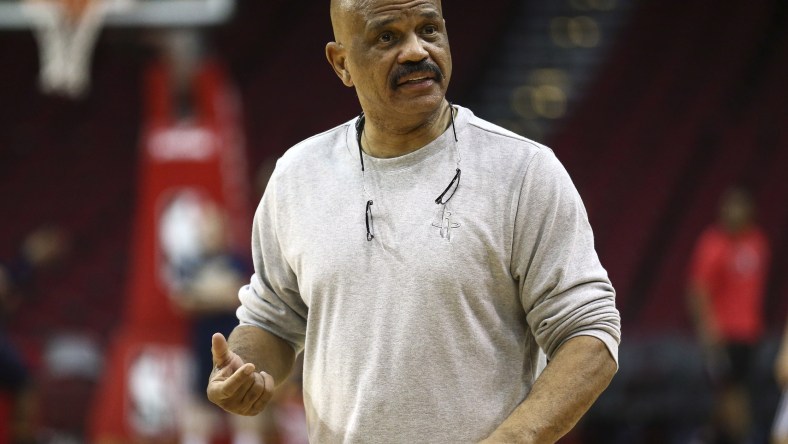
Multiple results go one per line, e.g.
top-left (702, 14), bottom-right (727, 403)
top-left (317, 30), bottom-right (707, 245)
top-left (479, 336), bottom-right (616, 443)
top-left (206, 332), bottom-right (275, 416)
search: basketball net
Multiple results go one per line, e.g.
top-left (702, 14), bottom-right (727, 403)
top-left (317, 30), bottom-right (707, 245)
top-left (22, 0), bottom-right (107, 98)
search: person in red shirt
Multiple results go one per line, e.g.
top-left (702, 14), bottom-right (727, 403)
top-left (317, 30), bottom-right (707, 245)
top-left (688, 186), bottom-right (770, 444)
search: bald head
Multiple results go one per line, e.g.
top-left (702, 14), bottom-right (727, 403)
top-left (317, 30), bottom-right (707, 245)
top-left (330, 0), bottom-right (443, 42)
top-left (330, 0), bottom-right (369, 43)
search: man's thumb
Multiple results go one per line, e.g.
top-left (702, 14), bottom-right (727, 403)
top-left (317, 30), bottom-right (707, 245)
top-left (211, 332), bottom-right (230, 366)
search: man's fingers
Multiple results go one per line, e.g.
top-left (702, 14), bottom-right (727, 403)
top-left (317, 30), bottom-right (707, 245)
top-left (260, 371), bottom-right (275, 405)
top-left (207, 364), bottom-right (276, 417)
top-left (261, 371), bottom-right (275, 395)
top-left (220, 363), bottom-right (257, 396)
top-left (205, 334), bottom-right (274, 417)
top-left (211, 332), bottom-right (231, 368)
top-left (242, 371), bottom-right (276, 416)
top-left (240, 372), bottom-right (267, 407)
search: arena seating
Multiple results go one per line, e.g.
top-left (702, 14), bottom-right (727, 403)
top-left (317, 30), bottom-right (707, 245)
top-left (543, 0), bottom-right (788, 437)
top-left (548, 0), bottom-right (788, 333)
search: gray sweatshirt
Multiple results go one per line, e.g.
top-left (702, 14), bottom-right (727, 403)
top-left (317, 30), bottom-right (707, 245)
top-left (237, 105), bottom-right (621, 443)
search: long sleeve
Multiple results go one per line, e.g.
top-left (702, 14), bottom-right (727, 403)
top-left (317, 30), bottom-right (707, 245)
top-left (511, 148), bottom-right (621, 364)
top-left (236, 167), bottom-right (308, 353)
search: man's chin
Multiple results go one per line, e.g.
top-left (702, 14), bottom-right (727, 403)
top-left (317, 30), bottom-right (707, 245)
top-left (390, 90), bottom-right (446, 114)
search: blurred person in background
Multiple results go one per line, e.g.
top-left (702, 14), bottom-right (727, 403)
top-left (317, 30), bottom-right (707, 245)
top-left (773, 322), bottom-right (788, 444)
top-left (688, 186), bottom-right (771, 444)
top-left (0, 226), bottom-right (68, 444)
top-left (166, 203), bottom-right (268, 444)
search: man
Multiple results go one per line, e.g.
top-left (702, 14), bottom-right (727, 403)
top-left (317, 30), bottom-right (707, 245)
top-left (687, 187), bottom-right (770, 444)
top-left (208, 1), bottom-right (621, 442)
top-left (1, 225), bottom-right (69, 444)
top-left (774, 320), bottom-right (788, 444)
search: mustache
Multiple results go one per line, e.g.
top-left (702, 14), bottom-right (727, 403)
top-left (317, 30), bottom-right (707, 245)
top-left (389, 60), bottom-right (444, 89)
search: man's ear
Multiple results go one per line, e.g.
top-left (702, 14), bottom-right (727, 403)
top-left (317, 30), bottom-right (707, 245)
top-left (326, 42), bottom-right (354, 87)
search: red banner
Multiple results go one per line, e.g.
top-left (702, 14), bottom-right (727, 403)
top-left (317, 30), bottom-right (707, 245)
top-left (89, 58), bottom-right (250, 443)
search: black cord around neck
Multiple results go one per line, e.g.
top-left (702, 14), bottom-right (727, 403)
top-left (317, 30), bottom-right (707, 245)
top-left (357, 103), bottom-right (460, 241)
top-left (355, 102), bottom-right (457, 172)
top-left (355, 111), bottom-right (366, 172)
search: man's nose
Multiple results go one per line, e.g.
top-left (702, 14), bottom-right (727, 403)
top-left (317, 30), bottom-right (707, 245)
top-left (397, 32), bottom-right (429, 64)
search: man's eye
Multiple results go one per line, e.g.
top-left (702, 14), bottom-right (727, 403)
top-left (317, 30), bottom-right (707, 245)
top-left (423, 25), bottom-right (437, 35)
top-left (379, 32), bottom-right (394, 43)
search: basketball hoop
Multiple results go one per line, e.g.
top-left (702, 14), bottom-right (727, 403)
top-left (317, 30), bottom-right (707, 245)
top-left (0, 0), bottom-right (235, 98)
top-left (22, 0), bottom-right (109, 98)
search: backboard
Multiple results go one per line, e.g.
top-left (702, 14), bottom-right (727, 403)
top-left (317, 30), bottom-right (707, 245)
top-left (0, 0), bottom-right (235, 97)
top-left (0, 0), bottom-right (235, 29)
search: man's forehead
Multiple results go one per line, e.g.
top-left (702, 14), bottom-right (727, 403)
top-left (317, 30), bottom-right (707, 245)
top-left (330, 0), bottom-right (443, 42)
top-left (335, 0), bottom-right (442, 20)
